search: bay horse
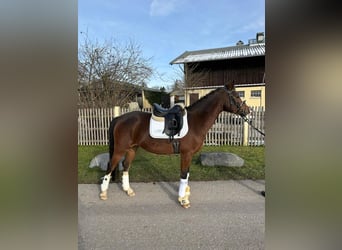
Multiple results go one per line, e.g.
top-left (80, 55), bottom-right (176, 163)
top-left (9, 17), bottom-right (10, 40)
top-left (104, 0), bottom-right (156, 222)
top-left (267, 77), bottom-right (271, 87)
top-left (100, 82), bottom-right (250, 208)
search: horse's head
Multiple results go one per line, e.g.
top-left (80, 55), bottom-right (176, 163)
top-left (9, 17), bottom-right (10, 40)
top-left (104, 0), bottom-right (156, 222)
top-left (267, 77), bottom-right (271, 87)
top-left (222, 82), bottom-right (250, 117)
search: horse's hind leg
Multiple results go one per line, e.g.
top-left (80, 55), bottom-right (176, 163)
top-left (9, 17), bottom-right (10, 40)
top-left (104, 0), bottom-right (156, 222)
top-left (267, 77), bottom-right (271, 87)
top-left (100, 151), bottom-right (125, 200)
top-left (121, 148), bottom-right (137, 197)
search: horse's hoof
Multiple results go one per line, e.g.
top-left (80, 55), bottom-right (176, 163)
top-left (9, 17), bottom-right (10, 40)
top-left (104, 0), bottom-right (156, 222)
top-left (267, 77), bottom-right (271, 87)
top-left (126, 188), bottom-right (135, 197)
top-left (181, 203), bottom-right (191, 209)
top-left (100, 191), bottom-right (107, 200)
top-left (178, 197), bottom-right (190, 208)
top-left (178, 185), bottom-right (191, 208)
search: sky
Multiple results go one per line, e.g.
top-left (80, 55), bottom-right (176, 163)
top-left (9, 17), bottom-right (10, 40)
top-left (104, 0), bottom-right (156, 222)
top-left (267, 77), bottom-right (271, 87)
top-left (78, 0), bottom-right (265, 88)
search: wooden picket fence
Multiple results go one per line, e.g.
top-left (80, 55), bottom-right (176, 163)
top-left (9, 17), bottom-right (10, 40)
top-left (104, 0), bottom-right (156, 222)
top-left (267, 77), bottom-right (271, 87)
top-left (78, 106), bottom-right (265, 146)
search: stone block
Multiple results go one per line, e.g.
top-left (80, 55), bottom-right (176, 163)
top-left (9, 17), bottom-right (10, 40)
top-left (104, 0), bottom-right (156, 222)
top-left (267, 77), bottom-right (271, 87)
top-left (200, 152), bottom-right (244, 167)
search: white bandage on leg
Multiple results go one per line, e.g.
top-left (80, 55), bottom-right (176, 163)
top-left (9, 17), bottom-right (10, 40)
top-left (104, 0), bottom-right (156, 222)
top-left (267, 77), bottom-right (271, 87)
top-left (101, 174), bottom-right (111, 192)
top-left (122, 171), bottom-right (130, 191)
top-left (178, 173), bottom-right (189, 197)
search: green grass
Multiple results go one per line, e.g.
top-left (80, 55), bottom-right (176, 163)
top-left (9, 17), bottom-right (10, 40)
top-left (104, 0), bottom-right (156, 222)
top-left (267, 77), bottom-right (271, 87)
top-left (78, 145), bottom-right (264, 183)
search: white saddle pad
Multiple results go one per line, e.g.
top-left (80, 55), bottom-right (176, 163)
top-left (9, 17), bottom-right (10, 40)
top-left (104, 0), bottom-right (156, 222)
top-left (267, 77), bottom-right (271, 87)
top-left (149, 112), bottom-right (189, 139)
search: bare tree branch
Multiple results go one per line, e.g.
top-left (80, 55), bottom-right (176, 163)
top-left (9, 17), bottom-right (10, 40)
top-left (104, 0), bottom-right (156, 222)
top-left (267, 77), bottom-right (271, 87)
top-left (78, 35), bottom-right (153, 108)
top-left (170, 63), bottom-right (211, 92)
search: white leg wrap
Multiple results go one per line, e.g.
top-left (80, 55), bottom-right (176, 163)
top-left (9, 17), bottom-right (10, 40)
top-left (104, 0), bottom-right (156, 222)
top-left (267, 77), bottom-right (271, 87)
top-left (101, 174), bottom-right (111, 192)
top-left (178, 173), bottom-right (189, 197)
top-left (122, 171), bottom-right (130, 191)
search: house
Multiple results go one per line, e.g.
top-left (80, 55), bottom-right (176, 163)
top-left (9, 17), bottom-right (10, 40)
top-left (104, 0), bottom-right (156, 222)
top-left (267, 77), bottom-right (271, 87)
top-left (170, 32), bottom-right (265, 108)
top-left (169, 80), bottom-right (185, 106)
top-left (169, 89), bottom-right (185, 107)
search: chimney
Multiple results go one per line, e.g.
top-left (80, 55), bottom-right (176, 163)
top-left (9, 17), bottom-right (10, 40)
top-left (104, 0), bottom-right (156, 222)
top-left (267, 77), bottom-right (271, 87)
top-left (236, 40), bottom-right (244, 46)
top-left (256, 32), bottom-right (265, 43)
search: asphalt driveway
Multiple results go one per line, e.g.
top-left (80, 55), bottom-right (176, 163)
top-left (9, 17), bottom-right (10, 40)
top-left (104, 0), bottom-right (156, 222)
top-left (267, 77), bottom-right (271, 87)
top-left (78, 180), bottom-right (265, 250)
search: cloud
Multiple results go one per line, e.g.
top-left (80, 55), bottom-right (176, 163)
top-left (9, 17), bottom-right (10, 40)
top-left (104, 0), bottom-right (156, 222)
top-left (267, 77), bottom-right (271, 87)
top-left (149, 0), bottom-right (179, 17)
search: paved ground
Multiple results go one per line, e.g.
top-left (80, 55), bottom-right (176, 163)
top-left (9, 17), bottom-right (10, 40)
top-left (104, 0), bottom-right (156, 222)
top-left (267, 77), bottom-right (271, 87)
top-left (78, 180), bottom-right (265, 250)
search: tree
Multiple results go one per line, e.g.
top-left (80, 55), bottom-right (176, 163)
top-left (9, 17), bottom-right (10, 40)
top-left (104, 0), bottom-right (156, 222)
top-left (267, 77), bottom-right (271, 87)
top-left (78, 35), bottom-right (153, 108)
top-left (144, 87), bottom-right (170, 108)
top-left (171, 63), bottom-right (210, 90)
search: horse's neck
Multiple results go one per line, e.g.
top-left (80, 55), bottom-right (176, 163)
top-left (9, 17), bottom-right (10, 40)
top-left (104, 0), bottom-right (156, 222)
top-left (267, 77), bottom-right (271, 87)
top-left (189, 91), bottom-right (224, 136)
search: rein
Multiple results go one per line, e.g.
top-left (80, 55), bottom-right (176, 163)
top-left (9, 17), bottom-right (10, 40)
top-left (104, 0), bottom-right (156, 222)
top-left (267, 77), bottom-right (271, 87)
top-left (223, 86), bottom-right (265, 136)
top-left (241, 116), bottom-right (265, 136)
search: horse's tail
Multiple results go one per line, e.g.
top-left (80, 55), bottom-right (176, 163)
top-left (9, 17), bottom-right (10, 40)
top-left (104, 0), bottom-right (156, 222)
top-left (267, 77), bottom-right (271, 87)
top-left (109, 118), bottom-right (116, 160)
top-left (107, 117), bottom-right (117, 180)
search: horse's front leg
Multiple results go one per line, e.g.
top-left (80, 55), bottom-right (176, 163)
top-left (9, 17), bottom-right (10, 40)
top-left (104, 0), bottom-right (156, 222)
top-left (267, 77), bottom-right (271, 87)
top-left (121, 171), bottom-right (135, 197)
top-left (178, 153), bottom-right (192, 208)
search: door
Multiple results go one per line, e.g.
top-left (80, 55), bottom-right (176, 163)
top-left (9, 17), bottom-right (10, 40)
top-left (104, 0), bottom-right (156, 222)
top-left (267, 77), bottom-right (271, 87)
top-left (189, 93), bottom-right (199, 105)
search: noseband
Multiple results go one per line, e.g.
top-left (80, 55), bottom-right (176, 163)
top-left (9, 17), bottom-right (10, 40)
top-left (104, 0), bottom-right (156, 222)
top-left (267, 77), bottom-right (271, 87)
top-left (223, 86), bottom-right (246, 116)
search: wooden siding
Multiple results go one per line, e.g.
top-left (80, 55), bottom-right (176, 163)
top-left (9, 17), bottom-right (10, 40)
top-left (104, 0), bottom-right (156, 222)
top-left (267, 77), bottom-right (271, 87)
top-left (185, 56), bottom-right (265, 87)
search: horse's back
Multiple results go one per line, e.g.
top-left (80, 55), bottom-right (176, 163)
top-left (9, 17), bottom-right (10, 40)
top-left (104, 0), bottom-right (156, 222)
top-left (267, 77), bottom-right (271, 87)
top-left (115, 111), bottom-right (150, 123)
top-left (111, 111), bottom-right (150, 137)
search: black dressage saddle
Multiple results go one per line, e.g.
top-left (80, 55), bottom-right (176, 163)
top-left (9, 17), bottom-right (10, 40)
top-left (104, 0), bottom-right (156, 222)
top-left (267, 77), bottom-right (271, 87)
top-left (152, 103), bottom-right (185, 140)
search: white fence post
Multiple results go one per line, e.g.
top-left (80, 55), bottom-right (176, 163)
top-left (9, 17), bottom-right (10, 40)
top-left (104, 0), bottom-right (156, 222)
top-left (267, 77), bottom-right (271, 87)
top-left (243, 121), bottom-right (249, 146)
top-left (114, 106), bottom-right (121, 117)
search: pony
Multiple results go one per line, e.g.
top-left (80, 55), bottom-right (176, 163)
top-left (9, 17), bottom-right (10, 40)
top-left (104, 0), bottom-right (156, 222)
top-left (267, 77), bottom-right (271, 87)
top-left (100, 82), bottom-right (250, 208)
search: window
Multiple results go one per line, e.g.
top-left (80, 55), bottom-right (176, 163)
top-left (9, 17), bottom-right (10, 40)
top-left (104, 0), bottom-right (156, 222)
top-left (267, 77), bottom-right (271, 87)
top-left (237, 91), bottom-right (245, 98)
top-left (251, 90), bottom-right (261, 97)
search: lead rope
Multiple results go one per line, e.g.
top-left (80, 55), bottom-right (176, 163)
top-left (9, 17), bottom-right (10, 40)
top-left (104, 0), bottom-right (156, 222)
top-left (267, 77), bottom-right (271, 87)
top-left (242, 116), bottom-right (265, 137)
top-left (242, 114), bottom-right (266, 198)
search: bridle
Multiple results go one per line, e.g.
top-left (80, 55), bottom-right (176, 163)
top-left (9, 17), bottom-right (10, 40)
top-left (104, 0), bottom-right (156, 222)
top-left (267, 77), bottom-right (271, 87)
top-left (223, 86), bottom-right (247, 116)
top-left (223, 86), bottom-right (265, 137)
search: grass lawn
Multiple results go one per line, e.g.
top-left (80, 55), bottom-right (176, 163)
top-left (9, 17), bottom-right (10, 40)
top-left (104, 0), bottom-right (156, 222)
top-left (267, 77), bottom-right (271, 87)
top-left (78, 145), bottom-right (265, 183)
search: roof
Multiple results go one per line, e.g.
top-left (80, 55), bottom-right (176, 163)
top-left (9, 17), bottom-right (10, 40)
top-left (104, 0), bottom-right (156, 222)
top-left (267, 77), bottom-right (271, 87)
top-left (183, 83), bottom-right (265, 90)
top-left (170, 43), bottom-right (265, 64)
top-left (170, 89), bottom-right (184, 96)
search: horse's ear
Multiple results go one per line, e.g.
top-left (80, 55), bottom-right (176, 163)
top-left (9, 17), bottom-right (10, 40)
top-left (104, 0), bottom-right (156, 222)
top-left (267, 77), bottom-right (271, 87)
top-left (225, 82), bottom-right (235, 91)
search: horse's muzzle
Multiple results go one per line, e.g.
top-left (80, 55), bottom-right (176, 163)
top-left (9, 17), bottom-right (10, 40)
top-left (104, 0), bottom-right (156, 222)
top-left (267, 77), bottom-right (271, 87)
top-left (239, 103), bottom-right (251, 117)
